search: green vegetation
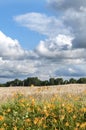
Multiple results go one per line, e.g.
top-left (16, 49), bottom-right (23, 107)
top-left (0, 77), bottom-right (86, 87)
top-left (0, 92), bottom-right (86, 130)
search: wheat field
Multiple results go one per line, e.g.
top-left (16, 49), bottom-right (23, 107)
top-left (0, 84), bottom-right (86, 102)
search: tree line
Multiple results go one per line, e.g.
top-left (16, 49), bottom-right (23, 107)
top-left (0, 77), bottom-right (86, 87)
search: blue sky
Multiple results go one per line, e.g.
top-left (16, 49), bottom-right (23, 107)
top-left (0, 0), bottom-right (86, 83)
top-left (0, 0), bottom-right (49, 50)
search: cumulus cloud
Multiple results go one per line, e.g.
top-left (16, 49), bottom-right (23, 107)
top-left (62, 8), bottom-right (86, 48)
top-left (36, 34), bottom-right (73, 54)
top-left (1, 0), bottom-right (86, 82)
top-left (48, 0), bottom-right (86, 49)
top-left (0, 31), bottom-right (27, 60)
top-left (0, 31), bottom-right (39, 82)
top-left (36, 38), bottom-right (86, 65)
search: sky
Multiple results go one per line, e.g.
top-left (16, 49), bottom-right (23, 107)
top-left (0, 0), bottom-right (86, 83)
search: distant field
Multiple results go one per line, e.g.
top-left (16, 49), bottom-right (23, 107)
top-left (0, 84), bottom-right (86, 102)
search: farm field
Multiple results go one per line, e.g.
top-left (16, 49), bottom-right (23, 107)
top-left (0, 84), bottom-right (86, 130)
top-left (0, 84), bottom-right (86, 102)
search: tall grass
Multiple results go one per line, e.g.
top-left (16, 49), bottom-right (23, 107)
top-left (0, 91), bottom-right (86, 130)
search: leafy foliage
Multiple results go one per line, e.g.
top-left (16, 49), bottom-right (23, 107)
top-left (0, 77), bottom-right (86, 87)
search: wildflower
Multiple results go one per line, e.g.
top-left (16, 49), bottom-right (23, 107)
top-left (43, 109), bottom-right (49, 117)
top-left (76, 122), bottom-right (80, 127)
top-left (43, 124), bottom-right (47, 128)
top-left (37, 106), bottom-right (41, 112)
top-left (53, 118), bottom-right (57, 123)
top-left (73, 115), bottom-right (77, 119)
top-left (13, 126), bottom-right (17, 130)
top-left (37, 118), bottom-right (43, 126)
top-left (0, 128), bottom-right (5, 130)
top-left (60, 115), bottom-right (65, 120)
top-left (25, 118), bottom-right (31, 123)
top-left (31, 98), bottom-right (35, 106)
top-left (3, 123), bottom-right (7, 127)
top-left (74, 128), bottom-right (79, 130)
top-left (65, 122), bottom-right (69, 127)
top-left (62, 103), bottom-right (65, 107)
top-left (66, 106), bottom-right (73, 113)
top-left (0, 115), bottom-right (4, 121)
top-left (80, 108), bottom-right (86, 113)
top-left (80, 122), bottom-right (86, 129)
top-left (19, 99), bottom-right (25, 103)
top-left (7, 108), bottom-right (11, 113)
top-left (33, 117), bottom-right (39, 125)
top-left (55, 128), bottom-right (59, 130)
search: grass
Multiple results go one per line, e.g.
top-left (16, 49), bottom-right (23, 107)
top-left (0, 88), bottom-right (86, 130)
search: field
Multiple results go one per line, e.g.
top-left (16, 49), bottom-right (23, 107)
top-left (0, 84), bottom-right (86, 130)
top-left (0, 84), bottom-right (86, 101)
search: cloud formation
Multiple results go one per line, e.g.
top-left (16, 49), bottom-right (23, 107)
top-left (0, 31), bottom-right (27, 60)
top-left (0, 31), bottom-right (38, 82)
top-left (48, 0), bottom-right (86, 11)
top-left (14, 12), bottom-right (70, 37)
top-left (48, 0), bottom-right (86, 49)
top-left (0, 0), bottom-right (86, 82)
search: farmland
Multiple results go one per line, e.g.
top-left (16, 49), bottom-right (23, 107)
top-left (0, 84), bottom-right (86, 130)
top-left (0, 84), bottom-right (86, 102)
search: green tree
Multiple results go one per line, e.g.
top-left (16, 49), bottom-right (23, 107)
top-left (77, 78), bottom-right (86, 84)
top-left (55, 78), bottom-right (63, 85)
top-left (49, 78), bottom-right (55, 85)
top-left (69, 78), bottom-right (77, 84)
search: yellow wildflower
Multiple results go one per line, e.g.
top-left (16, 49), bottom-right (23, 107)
top-left (53, 118), bottom-right (57, 123)
top-left (80, 122), bottom-right (86, 129)
top-left (76, 122), bottom-right (80, 127)
top-left (73, 115), bottom-right (77, 119)
top-left (0, 128), bottom-right (5, 130)
top-left (7, 108), bottom-right (11, 113)
top-left (65, 122), bottom-right (69, 127)
top-left (13, 126), bottom-right (17, 130)
top-left (60, 115), bottom-right (65, 120)
top-left (33, 117), bottom-right (39, 125)
top-left (62, 103), bottom-right (65, 107)
top-left (74, 128), bottom-right (79, 130)
top-left (25, 118), bottom-right (31, 123)
top-left (0, 115), bottom-right (4, 121)
top-left (80, 107), bottom-right (86, 113)
top-left (3, 123), bottom-right (7, 127)
top-left (43, 124), bottom-right (47, 128)
top-left (31, 98), bottom-right (35, 106)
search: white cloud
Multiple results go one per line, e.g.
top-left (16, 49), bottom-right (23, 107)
top-left (0, 31), bottom-right (27, 60)
top-left (0, 31), bottom-right (38, 82)
top-left (14, 12), bottom-right (70, 37)
top-left (1, 0), bottom-right (86, 82)
top-left (36, 34), bottom-right (74, 59)
top-left (48, 0), bottom-right (86, 49)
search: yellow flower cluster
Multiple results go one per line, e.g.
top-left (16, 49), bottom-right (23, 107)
top-left (0, 91), bottom-right (86, 130)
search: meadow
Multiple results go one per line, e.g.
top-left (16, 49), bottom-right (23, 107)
top-left (0, 84), bottom-right (86, 130)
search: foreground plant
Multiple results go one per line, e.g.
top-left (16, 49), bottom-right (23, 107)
top-left (0, 93), bottom-right (86, 130)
